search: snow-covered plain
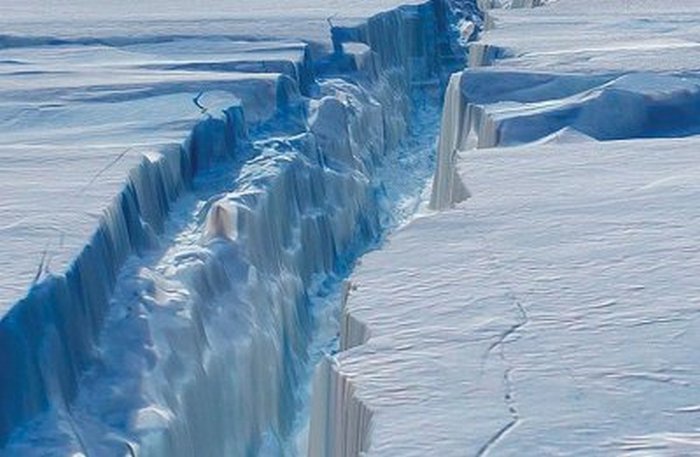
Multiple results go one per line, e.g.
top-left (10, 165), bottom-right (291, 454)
top-left (312, 1), bottom-right (700, 455)
top-left (0, 0), bottom-right (478, 455)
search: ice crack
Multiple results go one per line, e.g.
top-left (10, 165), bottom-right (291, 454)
top-left (477, 295), bottom-right (529, 456)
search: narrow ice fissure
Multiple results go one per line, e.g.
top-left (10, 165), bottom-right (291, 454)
top-left (476, 296), bottom-right (528, 457)
top-left (9, 87), bottom-right (440, 457)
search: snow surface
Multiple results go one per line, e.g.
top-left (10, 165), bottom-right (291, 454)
top-left (326, 138), bottom-right (700, 456)
top-left (0, 0), bottom-right (473, 454)
top-left (311, 1), bottom-right (700, 455)
top-left (476, 0), bottom-right (700, 73)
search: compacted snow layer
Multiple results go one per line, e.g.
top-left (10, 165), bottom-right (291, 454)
top-left (0, 0), bottom-right (472, 454)
top-left (311, 0), bottom-right (700, 455)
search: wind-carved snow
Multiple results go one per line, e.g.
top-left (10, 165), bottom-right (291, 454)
top-left (316, 0), bottom-right (700, 456)
top-left (0, 0), bottom-right (472, 455)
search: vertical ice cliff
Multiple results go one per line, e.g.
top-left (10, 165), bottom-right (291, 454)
top-left (307, 356), bottom-right (373, 457)
top-left (306, 286), bottom-right (373, 457)
top-left (428, 73), bottom-right (471, 210)
top-left (0, 104), bottom-right (248, 450)
top-left (428, 0), bottom-right (546, 210)
top-left (1, 1), bottom-right (472, 455)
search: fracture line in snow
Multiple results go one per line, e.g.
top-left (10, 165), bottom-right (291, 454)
top-left (79, 146), bottom-right (133, 193)
top-left (192, 91), bottom-right (207, 114)
top-left (475, 416), bottom-right (517, 457)
top-left (479, 294), bottom-right (528, 375)
top-left (477, 294), bottom-right (528, 456)
top-left (476, 356), bottom-right (520, 457)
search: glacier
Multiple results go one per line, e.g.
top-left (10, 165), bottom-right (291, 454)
top-left (312, 0), bottom-right (700, 455)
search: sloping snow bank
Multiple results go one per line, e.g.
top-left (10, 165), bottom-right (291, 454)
top-left (2, 0), bottom-right (469, 454)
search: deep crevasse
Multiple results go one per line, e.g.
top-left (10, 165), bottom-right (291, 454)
top-left (1, 1), bottom-right (475, 455)
top-left (306, 0), bottom-right (571, 454)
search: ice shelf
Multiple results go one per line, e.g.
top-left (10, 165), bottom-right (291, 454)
top-left (314, 0), bottom-right (700, 455)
